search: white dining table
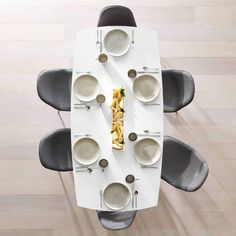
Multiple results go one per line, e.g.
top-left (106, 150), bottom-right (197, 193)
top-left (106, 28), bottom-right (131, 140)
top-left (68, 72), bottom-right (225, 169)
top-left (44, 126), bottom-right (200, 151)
top-left (71, 26), bottom-right (163, 211)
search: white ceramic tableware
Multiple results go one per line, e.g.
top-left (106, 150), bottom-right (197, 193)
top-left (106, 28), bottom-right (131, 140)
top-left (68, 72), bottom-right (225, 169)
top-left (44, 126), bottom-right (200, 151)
top-left (103, 183), bottom-right (131, 210)
top-left (134, 138), bottom-right (161, 166)
top-left (133, 75), bottom-right (160, 103)
top-left (73, 138), bottom-right (100, 165)
top-left (73, 74), bottom-right (99, 102)
top-left (103, 29), bottom-right (130, 56)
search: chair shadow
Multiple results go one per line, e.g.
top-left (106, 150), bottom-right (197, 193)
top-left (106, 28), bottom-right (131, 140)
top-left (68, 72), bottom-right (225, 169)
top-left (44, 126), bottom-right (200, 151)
top-left (58, 172), bottom-right (99, 235)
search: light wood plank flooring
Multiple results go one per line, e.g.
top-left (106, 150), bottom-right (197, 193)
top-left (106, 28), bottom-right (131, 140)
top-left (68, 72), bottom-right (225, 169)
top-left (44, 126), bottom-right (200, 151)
top-left (0, 1), bottom-right (236, 235)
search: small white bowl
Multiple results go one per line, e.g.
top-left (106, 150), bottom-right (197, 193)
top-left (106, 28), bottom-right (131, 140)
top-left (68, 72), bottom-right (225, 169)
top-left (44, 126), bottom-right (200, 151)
top-left (73, 138), bottom-right (100, 165)
top-left (103, 183), bottom-right (131, 210)
top-left (103, 29), bottom-right (131, 57)
top-left (134, 138), bottom-right (161, 166)
top-left (73, 74), bottom-right (99, 102)
top-left (133, 75), bottom-right (160, 103)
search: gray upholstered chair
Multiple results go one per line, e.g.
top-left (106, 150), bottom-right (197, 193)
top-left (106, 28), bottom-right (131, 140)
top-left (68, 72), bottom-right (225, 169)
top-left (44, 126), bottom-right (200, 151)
top-left (39, 128), bottom-right (72, 171)
top-left (97, 5), bottom-right (137, 27)
top-left (97, 210), bottom-right (137, 230)
top-left (162, 136), bottom-right (209, 191)
top-left (162, 70), bottom-right (195, 113)
top-left (37, 69), bottom-right (72, 127)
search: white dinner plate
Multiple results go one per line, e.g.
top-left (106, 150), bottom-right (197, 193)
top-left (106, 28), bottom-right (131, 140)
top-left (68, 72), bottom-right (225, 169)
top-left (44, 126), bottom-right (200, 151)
top-left (73, 138), bottom-right (100, 165)
top-left (133, 75), bottom-right (160, 103)
top-left (103, 183), bottom-right (131, 210)
top-left (73, 74), bottom-right (99, 102)
top-left (103, 29), bottom-right (130, 56)
top-left (134, 138), bottom-right (161, 166)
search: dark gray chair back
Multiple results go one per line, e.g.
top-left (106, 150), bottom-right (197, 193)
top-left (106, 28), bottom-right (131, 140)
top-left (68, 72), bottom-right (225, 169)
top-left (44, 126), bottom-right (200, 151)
top-left (162, 136), bottom-right (209, 191)
top-left (39, 128), bottom-right (72, 171)
top-left (37, 69), bottom-right (72, 111)
top-left (162, 70), bottom-right (195, 112)
top-left (97, 5), bottom-right (137, 27)
top-left (97, 210), bottom-right (137, 230)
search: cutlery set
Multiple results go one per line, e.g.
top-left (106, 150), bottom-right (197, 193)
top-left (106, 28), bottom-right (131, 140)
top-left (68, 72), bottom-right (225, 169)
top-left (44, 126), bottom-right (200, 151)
top-left (128, 131), bottom-right (161, 141)
top-left (96, 30), bottom-right (103, 53)
top-left (128, 67), bottom-right (159, 79)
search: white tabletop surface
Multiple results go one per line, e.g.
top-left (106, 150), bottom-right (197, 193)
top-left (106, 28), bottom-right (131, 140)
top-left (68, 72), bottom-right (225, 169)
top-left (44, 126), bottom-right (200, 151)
top-left (71, 26), bottom-right (163, 211)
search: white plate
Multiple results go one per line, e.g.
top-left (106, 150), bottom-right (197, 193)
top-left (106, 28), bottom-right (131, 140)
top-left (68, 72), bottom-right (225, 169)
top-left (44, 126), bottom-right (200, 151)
top-left (73, 74), bottom-right (99, 102)
top-left (103, 29), bottom-right (130, 56)
top-left (103, 183), bottom-right (131, 210)
top-left (73, 138), bottom-right (100, 165)
top-left (134, 138), bottom-right (161, 166)
top-left (133, 75), bottom-right (160, 103)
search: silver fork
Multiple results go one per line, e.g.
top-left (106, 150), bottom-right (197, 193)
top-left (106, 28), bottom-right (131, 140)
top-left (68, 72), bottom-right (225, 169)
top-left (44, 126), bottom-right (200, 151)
top-left (141, 165), bottom-right (159, 169)
top-left (136, 132), bottom-right (160, 137)
top-left (96, 30), bottom-right (100, 46)
top-left (144, 103), bottom-right (160, 106)
top-left (143, 66), bottom-right (159, 71)
top-left (75, 71), bottom-right (91, 74)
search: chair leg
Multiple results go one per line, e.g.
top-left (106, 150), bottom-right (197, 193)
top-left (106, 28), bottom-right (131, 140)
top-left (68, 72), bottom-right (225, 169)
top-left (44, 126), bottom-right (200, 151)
top-left (57, 110), bottom-right (66, 128)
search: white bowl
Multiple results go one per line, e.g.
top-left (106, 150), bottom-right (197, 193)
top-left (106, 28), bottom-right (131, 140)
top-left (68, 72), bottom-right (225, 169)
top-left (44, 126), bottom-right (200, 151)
top-left (103, 183), bottom-right (131, 210)
top-left (133, 75), bottom-right (160, 103)
top-left (73, 74), bottom-right (99, 102)
top-left (73, 138), bottom-right (100, 165)
top-left (134, 138), bottom-right (161, 166)
top-left (103, 29), bottom-right (130, 57)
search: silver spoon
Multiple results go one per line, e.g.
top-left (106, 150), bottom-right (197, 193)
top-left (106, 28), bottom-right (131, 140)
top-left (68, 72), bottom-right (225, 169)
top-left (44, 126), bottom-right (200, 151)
top-left (74, 104), bottom-right (90, 110)
top-left (132, 30), bottom-right (134, 44)
top-left (144, 130), bottom-right (160, 135)
top-left (96, 30), bottom-right (100, 46)
top-left (75, 168), bottom-right (92, 173)
top-left (134, 190), bottom-right (138, 208)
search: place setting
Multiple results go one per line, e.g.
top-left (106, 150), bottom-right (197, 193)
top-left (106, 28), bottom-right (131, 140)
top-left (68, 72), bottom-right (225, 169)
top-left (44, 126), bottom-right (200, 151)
top-left (95, 28), bottom-right (134, 64)
top-left (73, 74), bottom-right (106, 110)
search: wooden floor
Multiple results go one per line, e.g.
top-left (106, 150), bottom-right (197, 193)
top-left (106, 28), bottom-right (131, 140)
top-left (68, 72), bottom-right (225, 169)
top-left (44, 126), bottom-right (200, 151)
top-left (0, 0), bottom-right (236, 235)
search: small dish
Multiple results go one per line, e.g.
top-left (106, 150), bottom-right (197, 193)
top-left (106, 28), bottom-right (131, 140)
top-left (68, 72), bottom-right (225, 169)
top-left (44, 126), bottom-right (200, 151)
top-left (134, 138), bottom-right (161, 166)
top-left (132, 75), bottom-right (160, 103)
top-left (103, 183), bottom-right (131, 210)
top-left (73, 138), bottom-right (100, 165)
top-left (103, 29), bottom-right (130, 56)
top-left (98, 53), bottom-right (108, 63)
top-left (73, 74), bottom-right (99, 102)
